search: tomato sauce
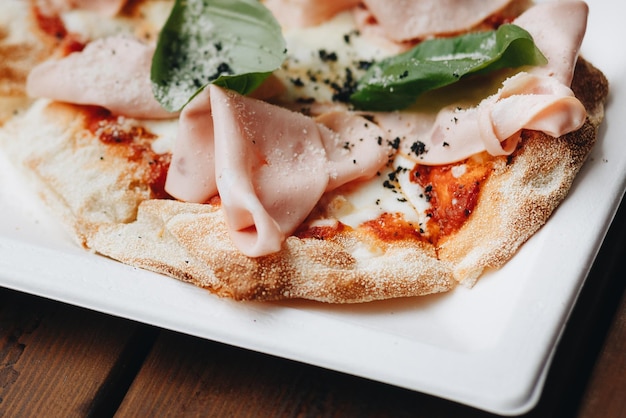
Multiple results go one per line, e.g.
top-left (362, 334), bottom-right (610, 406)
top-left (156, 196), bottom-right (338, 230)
top-left (362, 212), bottom-right (425, 242)
top-left (83, 107), bottom-right (172, 199)
top-left (296, 221), bottom-right (346, 240)
top-left (411, 158), bottom-right (492, 241)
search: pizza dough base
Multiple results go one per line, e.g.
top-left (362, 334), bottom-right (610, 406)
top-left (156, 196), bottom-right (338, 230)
top-left (0, 59), bottom-right (608, 303)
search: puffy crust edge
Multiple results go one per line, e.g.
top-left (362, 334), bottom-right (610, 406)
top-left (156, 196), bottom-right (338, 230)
top-left (87, 199), bottom-right (455, 302)
top-left (437, 58), bottom-right (609, 285)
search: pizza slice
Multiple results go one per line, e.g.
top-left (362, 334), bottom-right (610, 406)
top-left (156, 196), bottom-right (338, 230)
top-left (0, 0), bottom-right (609, 302)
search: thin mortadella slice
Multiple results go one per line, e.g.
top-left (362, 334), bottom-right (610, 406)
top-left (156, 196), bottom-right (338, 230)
top-left (369, 1), bottom-right (589, 165)
top-left (165, 91), bottom-right (217, 203)
top-left (210, 87), bottom-right (329, 256)
top-left (166, 85), bottom-right (391, 257)
top-left (411, 73), bottom-right (586, 164)
top-left (359, 0), bottom-right (514, 42)
top-left (263, 0), bottom-right (360, 29)
top-left (26, 36), bottom-right (174, 119)
top-left (315, 111), bottom-right (391, 190)
top-left (514, 1), bottom-right (588, 86)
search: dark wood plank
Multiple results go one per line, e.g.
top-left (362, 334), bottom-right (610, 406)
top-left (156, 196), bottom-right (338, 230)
top-left (577, 281), bottom-right (626, 418)
top-left (0, 287), bottom-right (157, 417)
top-left (115, 329), bottom-right (490, 418)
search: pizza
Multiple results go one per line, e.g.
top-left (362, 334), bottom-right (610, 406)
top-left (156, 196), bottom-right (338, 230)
top-left (0, 0), bottom-right (609, 303)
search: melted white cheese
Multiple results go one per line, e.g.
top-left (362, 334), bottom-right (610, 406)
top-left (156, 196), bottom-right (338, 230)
top-left (327, 154), bottom-right (430, 231)
top-left (275, 12), bottom-right (394, 105)
top-left (145, 119), bottom-right (179, 154)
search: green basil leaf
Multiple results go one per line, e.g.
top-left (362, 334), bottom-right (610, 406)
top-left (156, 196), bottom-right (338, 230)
top-left (349, 24), bottom-right (547, 111)
top-left (151, 0), bottom-right (286, 112)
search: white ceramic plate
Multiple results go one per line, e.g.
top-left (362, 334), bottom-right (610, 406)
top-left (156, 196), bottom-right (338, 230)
top-left (0, 1), bottom-right (623, 414)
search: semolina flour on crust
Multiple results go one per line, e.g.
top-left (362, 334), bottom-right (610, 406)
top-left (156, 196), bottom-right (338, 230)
top-left (0, 57), bottom-right (608, 303)
top-left (437, 59), bottom-right (608, 286)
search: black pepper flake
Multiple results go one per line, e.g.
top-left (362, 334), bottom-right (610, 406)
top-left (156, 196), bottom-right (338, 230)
top-left (443, 142), bottom-right (449, 147)
top-left (343, 29), bottom-right (360, 44)
top-left (290, 77), bottom-right (304, 87)
top-left (424, 185), bottom-right (433, 202)
top-left (399, 70), bottom-right (409, 79)
top-left (357, 60), bottom-right (373, 70)
top-left (362, 114), bottom-right (376, 123)
top-left (296, 97), bottom-right (315, 104)
top-left (410, 141), bottom-right (427, 156)
top-left (209, 62), bottom-right (233, 82)
top-left (318, 49), bottom-right (338, 62)
top-left (330, 68), bottom-right (357, 103)
top-left (388, 137), bottom-right (401, 150)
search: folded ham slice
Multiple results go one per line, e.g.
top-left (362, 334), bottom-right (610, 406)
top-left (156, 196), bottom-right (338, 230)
top-left (362, 0), bottom-right (514, 42)
top-left (384, 73), bottom-right (586, 165)
top-left (366, 1), bottom-right (589, 165)
top-left (263, 0), bottom-right (360, 28)
top-left (166, 85), bottom-right (391, 256)
top-left (26, 36), bottom-right (174, 119)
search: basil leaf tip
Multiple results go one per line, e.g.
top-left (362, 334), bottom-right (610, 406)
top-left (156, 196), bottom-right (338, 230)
top-left (349, 24), bottom-right (548, 111)
top-left (151, 0), bottom-right (287, 112)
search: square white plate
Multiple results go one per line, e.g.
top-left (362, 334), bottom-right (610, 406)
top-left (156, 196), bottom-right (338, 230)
top-left (0, 1), bottom-right (623, 414)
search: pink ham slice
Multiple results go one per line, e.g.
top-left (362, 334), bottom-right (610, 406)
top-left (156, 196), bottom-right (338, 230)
top-left (359, 0), bottom-right (514, 42)
top-left (166, 85), bottom-right (391, 256)
top-left (513, 0), bottom-right (588, 87)
top-left (367, 1), bottom-right (588, 165)
top-left (263, 0), bottom-right (360, 28)
top-left (26, 36), bottom-right (174, 119)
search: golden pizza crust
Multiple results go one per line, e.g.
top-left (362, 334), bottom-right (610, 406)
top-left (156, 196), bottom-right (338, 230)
top-left (0, 2), bottom-right (608, 305)
top-left (437, 58), bottom-right (608, 286)
top-left (0, 101), bottom-right (156, 245)
top-left (87, 199), bottom-right (454, 302)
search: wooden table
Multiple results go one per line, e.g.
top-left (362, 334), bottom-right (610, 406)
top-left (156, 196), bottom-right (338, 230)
top-left (1, 196), bottom-right (625, 418)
